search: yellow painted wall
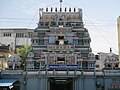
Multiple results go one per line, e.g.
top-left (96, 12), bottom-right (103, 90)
top-left (118, 16), bottom-right (120, 65)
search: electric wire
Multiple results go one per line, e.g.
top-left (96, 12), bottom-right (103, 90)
top-left (26, 10), bottom-right (38, 28)
top-left (0, 17), bottom-right (117, 22)
top-left (83, 10), bottom-right (118, 53)
top-left (0, 2), bottom-right (60, 28)
top-left (63, 1), bottom-right (118, 54)
top-left (0, 1), bottom-right (118, 53)
top-left (0, 18), bottom-right (117, 27)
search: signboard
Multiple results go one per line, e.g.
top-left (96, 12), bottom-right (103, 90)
top-left (104, 70), bottom-right (120, 75)
top-left (48, 64), bottom-right (78, 70)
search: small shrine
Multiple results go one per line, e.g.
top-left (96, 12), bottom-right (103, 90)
top-left (8, 54), bottom-right (21, 70)
top-left (104, 48), bottom-right (119, 69)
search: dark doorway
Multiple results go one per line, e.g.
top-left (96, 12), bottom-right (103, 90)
top-left (58, 36), bottom-right (64, 39)
top-left (57, 57), bottom-right (65, 64)
top-left (49, 78), bottom-right (73, 90)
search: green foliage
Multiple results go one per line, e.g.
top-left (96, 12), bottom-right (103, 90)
top-left (17, 45), bottom-right (31, 69)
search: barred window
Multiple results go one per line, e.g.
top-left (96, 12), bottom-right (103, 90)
top-left (3, 32), bottom-right (11, 37)
top-left (28, 32), bottom-right (33, 38)
top-left (16, 33), bottom-right (24, 37)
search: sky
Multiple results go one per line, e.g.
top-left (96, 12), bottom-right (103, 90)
top-left (0, 0), bottom-right (120, 54)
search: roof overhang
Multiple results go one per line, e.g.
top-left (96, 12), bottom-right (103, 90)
top-left (0, 79), bottom-right (17, 88)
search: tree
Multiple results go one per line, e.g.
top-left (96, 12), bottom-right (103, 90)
top-left (17, 45), bottom-right (31, 69)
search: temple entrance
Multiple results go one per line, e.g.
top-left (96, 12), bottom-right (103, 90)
top-left (49, 78), bottom-right (73, 90)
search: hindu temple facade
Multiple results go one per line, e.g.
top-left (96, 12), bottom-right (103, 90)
top-left (0, 4), bottom-right (120, 90)
top-left (27, 7), bottom-right (95, 70)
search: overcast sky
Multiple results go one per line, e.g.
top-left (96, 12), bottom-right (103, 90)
top-left (0, 0), bottom-right (119, 54)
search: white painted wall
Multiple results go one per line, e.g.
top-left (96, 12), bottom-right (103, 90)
top-left (0, 28), bottom-right (34, 50)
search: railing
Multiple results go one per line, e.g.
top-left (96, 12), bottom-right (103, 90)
top-left (22, 70), bottom-right (83, 76)
top-left (1, 70), bottom-right (23, 75)
top-left (3, 69), bottom-right (120, 76)
top-left (1, 69), bottom-right (97, 76)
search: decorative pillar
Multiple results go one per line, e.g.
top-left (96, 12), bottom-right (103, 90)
top-left (65, 55), bottom-right (67, 64)
top-left (74, 55), bottom-right (77, 64)
top-left (45, 54), bottom-right (47, 65)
